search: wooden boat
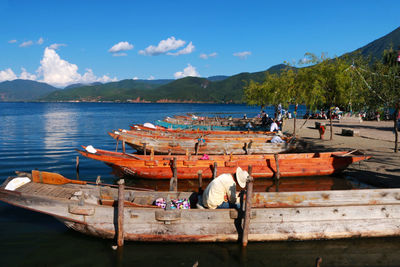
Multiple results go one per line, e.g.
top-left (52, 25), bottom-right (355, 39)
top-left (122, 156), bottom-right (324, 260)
top-left (2, 170), bottom-right (400, 242)
top-left (131, 124), bottom-right (276, 137)
top-left (77, 146), bottom-right (371, 180)
top-left (156, 120), bottom-right (267, 131)
top-left (109, 129), bottom-right (293, 155)
top-left (166, 114), bottom-right (262, 127)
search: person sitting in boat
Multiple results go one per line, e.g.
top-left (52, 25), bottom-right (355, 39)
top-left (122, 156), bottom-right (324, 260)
top-left (270, 119), bottom-right (279, 132)
top-left (271, 131), bottom-right (285, 143)
top-left (201, 167), bottom-right (249, 209)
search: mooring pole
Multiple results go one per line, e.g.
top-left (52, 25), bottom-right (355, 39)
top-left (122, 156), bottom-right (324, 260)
top-left (169, 157), bottom-right (177, 191)
top-left (115, 139), bottom-right (119, 152)
top-left (143, 143), bottom-right (147, 155)
top-left (76, 156), bottom-right (80, 180)
top-left (242, 165), bottom-right (253, 247)
top-left (198, 170), bottom-right (203, 192)
top-left (117, 179), bottom-right (125, 247)
top-left (274, 154), bottom-right (280, 192)
top-left (212, 162), bottom-right (218, 179)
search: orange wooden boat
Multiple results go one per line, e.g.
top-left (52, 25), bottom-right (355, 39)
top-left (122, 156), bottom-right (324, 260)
top-left (77, 146), bottom-right (370, 180)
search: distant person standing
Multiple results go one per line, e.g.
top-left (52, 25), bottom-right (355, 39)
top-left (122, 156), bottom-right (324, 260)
top-left (261, 113), bottom-right (268, 127)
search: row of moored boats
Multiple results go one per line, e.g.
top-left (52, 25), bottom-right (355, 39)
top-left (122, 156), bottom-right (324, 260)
top-left (2, 113), bottom-right (398, 244)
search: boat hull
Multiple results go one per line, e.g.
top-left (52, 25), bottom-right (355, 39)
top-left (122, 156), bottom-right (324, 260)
top-left (77, 148), bottom-right (371, 180)
top-left (2, 181), bottom-right (400, 243)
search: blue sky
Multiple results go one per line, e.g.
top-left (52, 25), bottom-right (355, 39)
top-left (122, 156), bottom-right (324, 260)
top-left (0, 0), bottom-right (399, 87)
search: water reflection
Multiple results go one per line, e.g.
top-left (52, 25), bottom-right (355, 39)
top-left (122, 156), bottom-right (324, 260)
top-left (43, 106), bottom-right (79, 152)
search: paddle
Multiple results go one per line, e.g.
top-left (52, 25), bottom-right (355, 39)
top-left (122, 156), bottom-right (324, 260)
top-left (32, 170), bottom-right (87, 185)
top-left (31, 170), bottom-right (154, 191)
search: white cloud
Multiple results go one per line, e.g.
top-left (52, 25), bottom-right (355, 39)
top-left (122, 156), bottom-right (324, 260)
top-left (148, 75), bottom-right (155, 80)
top-left (109, 41), bottom-right (134, 53)
top-left (0, 47), bottom-right (117, 86)
top-left (37, 37), bottom-right (44, 45)
top-left (8, 39), bottom-right (17, 44)
top-left (139, 37), bottom-right (186, 56)
top-left (200, 52), bottom-right (217, 59)
top-left (174, 64), bottom-right (200, 79)
top-left (37, 47), bottom-right (117, 87)
top-left (133, 77), bottom-right (139, 80)
top-left (49, 43), bottom-right (67, 50)
top-left (167, 42), bottom-right (195, 56)
top-left (80, 69), bottom-right (117, 84)
top-left (19, 68), bottom-right (37, 80)
top-left (233, 51), bottom-right (251, 59)
top-left (0, 68), bottom-right (17, 82)
top-left (112, 53), bottom-right (127, 57)
top-left (20, 40), bottom-right (33, 47)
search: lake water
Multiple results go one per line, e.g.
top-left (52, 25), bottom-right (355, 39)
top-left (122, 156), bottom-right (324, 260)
top-left (0, 102), bottom-right (399, 267)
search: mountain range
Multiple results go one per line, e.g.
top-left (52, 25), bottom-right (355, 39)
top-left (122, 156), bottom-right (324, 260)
top-left (1, 26), bottom-right (400, 103)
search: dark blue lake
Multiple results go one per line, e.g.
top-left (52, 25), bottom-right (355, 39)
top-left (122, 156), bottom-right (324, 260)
top-left (0, 102), bottom-right (399, 266)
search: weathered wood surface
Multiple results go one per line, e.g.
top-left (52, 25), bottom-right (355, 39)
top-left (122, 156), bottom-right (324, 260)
top-left (77, 147), bottom-right (371, 180)
top-left (109, 130), bottom-right (293, 155)
top-left (2, 177), bottom-right (400, 243)
top-left (131, 124), bottom-right (275, 137)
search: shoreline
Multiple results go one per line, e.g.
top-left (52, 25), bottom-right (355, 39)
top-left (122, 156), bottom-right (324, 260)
top-left (283, 118), bottom-right (400, 187)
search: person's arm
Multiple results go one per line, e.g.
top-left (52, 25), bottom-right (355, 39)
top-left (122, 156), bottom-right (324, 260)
top-left (228, 184), bottom-right (237, 203)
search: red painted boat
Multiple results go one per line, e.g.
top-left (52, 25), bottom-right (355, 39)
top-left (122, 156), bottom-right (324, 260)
top-left (77, 146), bottom-right (371, 180)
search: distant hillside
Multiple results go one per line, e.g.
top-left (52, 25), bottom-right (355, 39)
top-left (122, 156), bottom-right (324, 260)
top-left (345, 26), bottom-right (400, 60)
top-left (0, 79), bottom-right (57, 101)
top-left (42, 79), bottom-right (170, 101)
top-left (141, 64), bottom-right (291, 103)
top-left (64, 82), bottom-right (102, 89)
top-left (40, 64), bottom-right (293, 103)
top-left (207, 75), bottom-right (229, 82)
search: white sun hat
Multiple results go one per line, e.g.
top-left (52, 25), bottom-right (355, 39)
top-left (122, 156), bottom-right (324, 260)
top-left (236, 167), bottom-right (249, 188)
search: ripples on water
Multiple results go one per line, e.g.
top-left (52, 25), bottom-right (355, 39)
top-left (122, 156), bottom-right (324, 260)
top-left (0, 102), bottom-right (399, 266)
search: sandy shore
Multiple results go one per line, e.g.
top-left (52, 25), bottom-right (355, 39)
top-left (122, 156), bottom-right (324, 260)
top-left (283, 118), bottom-right (400, 187)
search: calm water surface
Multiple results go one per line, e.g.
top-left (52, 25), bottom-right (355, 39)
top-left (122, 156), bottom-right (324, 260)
top-left (0, 102), bottom-right (399, 267)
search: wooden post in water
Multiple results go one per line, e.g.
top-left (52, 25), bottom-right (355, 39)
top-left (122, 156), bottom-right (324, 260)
top-left (76, 156), bottom-right (80, 180)
top-left (198, 170), bottom-right (203, 192)
top-left (117, 179), bottom-right (125, 247)
top-left (274, 154), bottom-right (280, 192)
top-left (242, 165), bottom-right (253, 247)
top-left (195, 142), bottom-right (199, 155)
top-left (169, 157), bottom-right (177, 191)
top-left (150, 147), bottom-right (154, 161)
top-left (143, 143), bottom-right (147, 155)
top-left (115, 139), bottom-right (119, 152)
top-left (213, 162), bottom-right (218, 179)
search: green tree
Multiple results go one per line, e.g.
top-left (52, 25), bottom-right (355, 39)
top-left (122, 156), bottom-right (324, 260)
top-left (298, 53), bottom-right (356, 140)
top-left (244, 67), bottom-right (303, 135)
top-left (363, 49), bottom-right (400, 152)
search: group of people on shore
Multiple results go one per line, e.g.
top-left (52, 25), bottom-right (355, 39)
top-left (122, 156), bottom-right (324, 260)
top-left (260, 110), bottom-right (284, 132)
